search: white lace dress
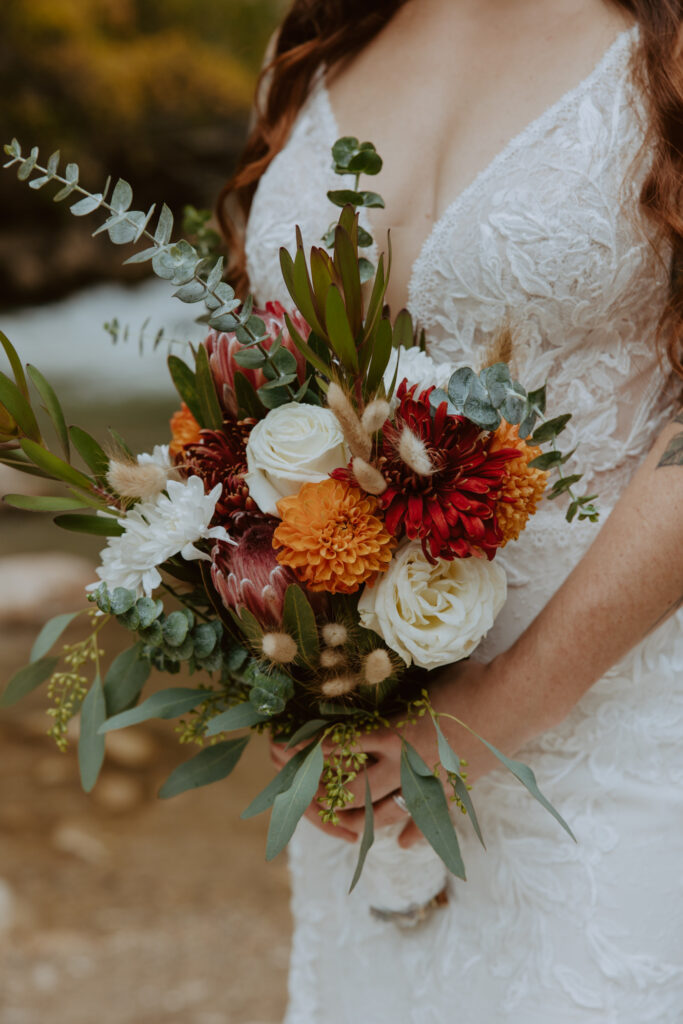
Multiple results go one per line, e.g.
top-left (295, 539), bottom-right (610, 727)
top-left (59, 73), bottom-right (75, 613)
top-left (244, 26), bottom-right (683, 1024)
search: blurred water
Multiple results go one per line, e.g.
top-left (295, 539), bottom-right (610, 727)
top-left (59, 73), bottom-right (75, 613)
top-left (1, 278), bottom-right (202, 398)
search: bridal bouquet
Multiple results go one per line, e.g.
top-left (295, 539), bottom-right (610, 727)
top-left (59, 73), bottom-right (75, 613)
top-left (1, 135), bottom-right (598, 908)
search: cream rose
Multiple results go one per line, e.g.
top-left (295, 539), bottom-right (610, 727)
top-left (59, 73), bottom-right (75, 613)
top-left (357, 541), bottom-right (507, 670)
top-left (244, 403), bottom-right (348, 516)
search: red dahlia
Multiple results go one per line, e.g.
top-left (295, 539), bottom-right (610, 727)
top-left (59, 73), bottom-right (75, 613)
top-left (178, 418), bottom-right (257, 523)
top-left (353, 382), bottom-right (519, 561)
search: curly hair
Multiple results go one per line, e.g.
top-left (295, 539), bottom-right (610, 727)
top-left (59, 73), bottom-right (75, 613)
top-left (216, 0), bottom-right (683, 378)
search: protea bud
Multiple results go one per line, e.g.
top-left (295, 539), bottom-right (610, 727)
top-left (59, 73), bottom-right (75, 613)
top-left (211, 515), bottom-right (297, 627)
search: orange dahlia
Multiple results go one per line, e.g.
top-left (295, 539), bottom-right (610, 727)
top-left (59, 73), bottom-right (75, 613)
top-left (491, 422), bottom-right (548, 545)
top-left (170, 403), bottom-right (201, 458)
top-left (273, 479), bottom-right (395, 595)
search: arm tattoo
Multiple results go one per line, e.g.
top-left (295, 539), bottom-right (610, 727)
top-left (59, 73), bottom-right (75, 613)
top-left (656, 411), bottom-right (683, 468)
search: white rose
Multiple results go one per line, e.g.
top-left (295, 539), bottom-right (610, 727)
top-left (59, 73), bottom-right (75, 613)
top-left (244, 403), bottom-right (348, 516)
top-left (358, 541), bottom-right (507, 670)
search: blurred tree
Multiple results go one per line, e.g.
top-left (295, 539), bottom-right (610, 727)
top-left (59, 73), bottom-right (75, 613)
top-left (0, 0), bottom-right (283, 307)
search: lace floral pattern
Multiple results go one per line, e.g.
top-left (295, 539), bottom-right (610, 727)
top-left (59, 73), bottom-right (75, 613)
top-left (245, 25), bottom-right (683, 1023)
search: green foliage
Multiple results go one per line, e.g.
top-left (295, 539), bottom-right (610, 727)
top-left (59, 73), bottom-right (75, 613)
top-left (265, 740), bottom-right (324, 861)
top-left (158, 736), bottom-right (249, 799)
top-left (0, 657), bottom-right (59, 708)
top-left (241, 740), bottom-right (320, 820)
top-left (103, 644), bottom-right (151, 716)
top-left (400, 741), bottom-right (466, 880)
top-left (78, 675), bottom-right (107, 792)
top-left (204, 700), bottom-right (268, 736)
top-left (30, 611), bottom-right (80, 663)
top-left (99, 686), bottom-right (209, 733)
top-left (348, 772), bottom-right (375, 893)
top-left (282, 585), bottom-right (320, 670)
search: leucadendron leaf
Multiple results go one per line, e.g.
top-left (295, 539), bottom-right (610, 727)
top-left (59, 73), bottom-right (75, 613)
top-left (265, 740), bottom-right (324, 861)
top-left (400, 741), bottom-right (466, 880)
top-left (158, 736), bottom-right (249, 799)
top-left (282, 585), bottom-right (320, 669)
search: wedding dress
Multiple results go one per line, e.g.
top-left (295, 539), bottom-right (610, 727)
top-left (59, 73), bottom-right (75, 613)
top-left (244, 26), bottom-right (683, 1023)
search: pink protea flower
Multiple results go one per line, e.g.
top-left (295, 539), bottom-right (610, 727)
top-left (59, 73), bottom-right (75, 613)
top-left (211, 514), bottom-right (298, 627)
top-left (206, 301), bottom-right (310, 417)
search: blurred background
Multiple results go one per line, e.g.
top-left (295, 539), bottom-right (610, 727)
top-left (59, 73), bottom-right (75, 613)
top-left (0, 2), bottom-right (294, 1022)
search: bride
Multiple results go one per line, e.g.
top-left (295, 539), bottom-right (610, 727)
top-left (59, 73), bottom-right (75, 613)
top-left (218, 0), bottom-right (683, 1020)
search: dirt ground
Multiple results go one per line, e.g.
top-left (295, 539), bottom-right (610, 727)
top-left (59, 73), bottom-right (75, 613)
top-left (0, 618), bottom-right (292, 1024)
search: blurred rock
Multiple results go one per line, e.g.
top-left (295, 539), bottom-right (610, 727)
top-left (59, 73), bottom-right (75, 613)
top-left (105, 729), bottom-right (157, 769)
top-left (91, 773), bottom-right (144, 814)
top-left (33, 754), bottom-right (75, 787)
top-left (0, 552), bottom-right (94, 625)
top-left (51, 823), bottom-right (109, 865)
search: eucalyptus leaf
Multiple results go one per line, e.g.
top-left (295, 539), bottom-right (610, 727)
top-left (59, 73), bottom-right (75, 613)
top-left (0, 656), bottom-right (58, 707)
top-left (205, 701), bottom-right (268, 737)
top-left (349, 773), bottom-right (375, 893)
top-left (103, 644), bottom-right (151, 716)
top-left (285, 719), bottom-right (328, 750)
top-left (400, 741), bottom-right (466, 879)
top-left (98, 687), bottom-right (208, 733)
top-left (453, 775), bottom-right (485, 849)
top-left (241, 740), bottom-right (319, 819)
top-left (158, 737), bottom-right (249, 799)
top-left (266, 741), bottom-right (324, 861)
top-left (531, 414), bottom-right (572, 445)
top-left (79, 675), bottom-right (107, 792)
top-left (30, 611), bottom-right (79, 663)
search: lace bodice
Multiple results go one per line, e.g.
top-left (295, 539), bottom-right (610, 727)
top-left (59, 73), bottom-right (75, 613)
top-left (245, 26), bottom-right (683, 1023)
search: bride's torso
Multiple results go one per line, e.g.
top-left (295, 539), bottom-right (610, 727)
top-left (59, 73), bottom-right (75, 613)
top-left (246, 21), bottom-right (675, 657)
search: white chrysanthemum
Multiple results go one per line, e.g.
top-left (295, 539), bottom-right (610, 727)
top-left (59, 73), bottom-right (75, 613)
top-left (383, 346), bottom-right (455, 406)
top-left (358, 540), bottom-right (507, 670)
top-left (89, 476), bottom-right (232, 597)
top-left (137, 444), bottom-right (173, 471)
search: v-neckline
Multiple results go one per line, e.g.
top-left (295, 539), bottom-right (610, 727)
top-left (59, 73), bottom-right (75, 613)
top-left (317, 25), bottom-right (637, 316)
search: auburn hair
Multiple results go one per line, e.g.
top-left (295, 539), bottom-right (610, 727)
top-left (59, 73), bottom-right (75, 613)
top-left (216, 0), bottom-right (683, 378)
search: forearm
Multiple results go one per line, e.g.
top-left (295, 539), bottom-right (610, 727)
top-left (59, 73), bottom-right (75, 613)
top-left (433, 414), bottom-right (683, 773)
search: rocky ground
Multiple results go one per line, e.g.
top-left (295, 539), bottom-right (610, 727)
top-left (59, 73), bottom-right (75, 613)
top-left (0, 541), bottom-right (292, 1024)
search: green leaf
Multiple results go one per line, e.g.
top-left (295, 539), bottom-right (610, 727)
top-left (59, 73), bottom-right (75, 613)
top-left (241, 740), bottom-right (319, 819)
top-left (19, 439), bottom-right (93, 490)
top-left (548, 474), bottom-right (583, 499)
top-left (528, 451), bottom-right (564, 471)
top-left (282, 585), bottom-right (320, 669)
top-left (233, 371), bottom-right (268, 419)
top-left (162, 610), bottom-right (189, 648)
top-left (285, 719), bottom-right (328, 750)
top-left (167, 355), bottom-right (203, 425)
top-left (205, 701), bottom-right (268, 736)
top-left (283, 315), bottom-right (331, 378)
top-left (363, 254), bottom-right (387, 342)
top-left (453, 775), bottom-right (485, 849)
top-left (331, 137), bottom-right (360, 167)
top-left (531, 415), bottom-right (572, 445)
top-left (79, 675), bottom-right (107, 792)
top-left (266, 741), bottom-right (324, 860)
top-left (0, 372), bottom-right (41, 441)
top-left (0, 656), bottom-right (58, 707)
top-left (527, 384), bottom-right (547, 415)
top-left (0, 331), bottom-right (28, 397)
top-left (54, 514), bottom-right (123, 537)
top-left (158, 736), bottom-right (249, 799)
top-left (327, 189), bottom-right (366, 208)
top-left (103, 645), bottom-right (150, 716)
top-left (358, 191), bottom-right (385, 209)
top-left (433, 719), bottom-right (461, 776)
top-left (30, 611), bottom-right (79, 663)
top-left (99, 687), bottom-right (207, 733)
top-left (365, 318), bottom-right (393, 396)
top-left (248, 667), bottom-right (294, 717)
top-left (447, 367), bottom-right (476, 412)
top-left (194, 343), bottom-right (223, 430)
top-left (333, 224), bottom-right (362, 337)
top-left (347, 149), bottom-right (383, 176)
top-left (292, 244), bottom-right (326, 337)
top-left (467, 729), bottom-right (575, 840)
top-left (69, 426), bottom-right (109, 479)
top-left (349, 772), bottom-right (375, 892)
top-left (325, 285), bottom-right (359, 371)
top-left (228, 606), bottom-right (263, 647)
top-left (3, 494), bottom-right (88, 512)
top-left (233, 348), bottom-right (266, 369)
top-left (400, 741), bottom-right (466, 879)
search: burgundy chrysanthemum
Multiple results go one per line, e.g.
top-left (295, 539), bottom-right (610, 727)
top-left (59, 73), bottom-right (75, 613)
top-left (339, 382), bottom-right (520, 561)
top-left (211, 515), bottom-right (298, 627)
top-left (179, 418), bottom-right (257, 523)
